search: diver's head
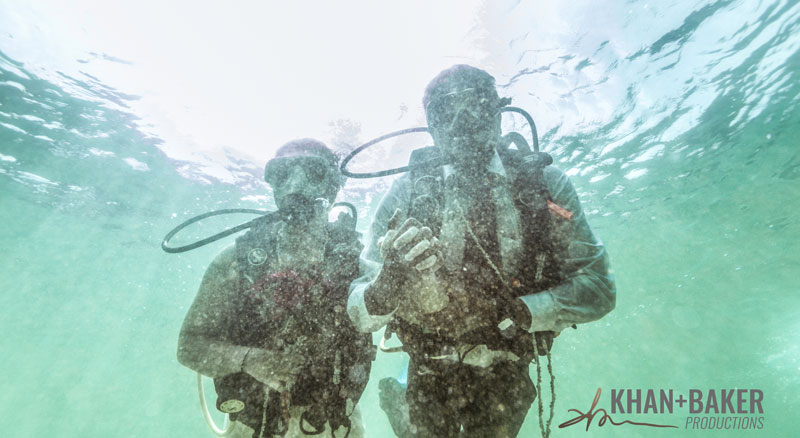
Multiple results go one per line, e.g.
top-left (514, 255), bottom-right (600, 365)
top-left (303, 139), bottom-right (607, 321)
top-left (264, 138), bottom-right (343, 222)
top-left (423, 65), bottom-right (504, 172)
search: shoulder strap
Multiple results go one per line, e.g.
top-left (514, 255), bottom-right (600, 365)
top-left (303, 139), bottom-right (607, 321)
top-left (234, 215), bottom-right (280, 281)
top-left (323, 215), bottom-right (375, 420)
top-left (505, 151), bottom-right (567, 293)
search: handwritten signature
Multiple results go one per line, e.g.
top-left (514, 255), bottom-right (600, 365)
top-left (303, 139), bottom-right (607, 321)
top-left (558, 388), bottom-right (678, 431)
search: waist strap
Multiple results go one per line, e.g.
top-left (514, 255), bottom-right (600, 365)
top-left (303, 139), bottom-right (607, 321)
top-left (396, 321), bottom-right (535, 365)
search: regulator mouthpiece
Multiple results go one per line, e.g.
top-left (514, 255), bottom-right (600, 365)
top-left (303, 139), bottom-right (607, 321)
top-left (279, 194), bottom-right (315, 224)
top-left (279, 195), bottom-right (330, 224)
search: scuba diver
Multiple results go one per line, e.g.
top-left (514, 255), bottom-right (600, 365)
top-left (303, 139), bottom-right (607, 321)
top-left (177, 139), bottom-right (375, 438)
top-left (347, 65), bottom-right (616, 437)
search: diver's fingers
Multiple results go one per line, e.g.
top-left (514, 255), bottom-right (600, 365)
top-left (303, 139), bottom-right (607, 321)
top-left (384, 228), bottom-right (427, 264)
top-left (404, 239), bottom-right (432, 262)
top-left (414, 254), bottom-right (438, 271)
top-left (393, 217), bottom-right (423, 240)
top-left (428, 249), bottom-right (444, 272)
top-left (393, 225), bottom-right (421, 250)
top-left (432, 237), bottom-right (443, 270)
top-left (378, 229), bottom-right (398, 250)
top-left (425, 237), bottom-right (444, 272)
top-left (407, 244), bottom-right (440, 267)
top-left (387, 208), bottom-right (405, 231)
top-left (417, 248), bottom-right (443, 272)
top-left (393, 222), bottom-right (431, 251)
top-left (378, 227), bottom-right (402, 260)
top-left (382, 217), bottom-right (427, 263)
top-left (417, 226), bottom-right (433, 241)
top-left (382, 217), bottom-right (422, 254)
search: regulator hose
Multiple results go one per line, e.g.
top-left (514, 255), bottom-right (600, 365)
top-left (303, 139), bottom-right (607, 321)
top-left (503, 106), bottom-right (539, 152)
top-left (332, 201), bottom-right (358, 229)
top-left (340, 127), bottom-right (431, 179)
top-left (161, 209), bottom-right (274, 254)
top-left (162, 201), bottom-right (359, 254)
top-left (340, 107), bottom-right (540, 179)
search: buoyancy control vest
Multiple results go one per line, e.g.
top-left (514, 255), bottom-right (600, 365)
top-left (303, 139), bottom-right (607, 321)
top-left (395, 145), bottom-right (572, 362)
top-left (213, 214), bottom-right (375, 437)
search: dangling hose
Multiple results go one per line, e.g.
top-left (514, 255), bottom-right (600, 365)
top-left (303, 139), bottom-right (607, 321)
top-left (162, 209), bottom-right (273, 253)
top-left (197, 373), bottom-right (234, 437)
top-left (162, 201), bottom-right (358, 255)
top-left (545, 349), bottom-right (555, 435)
top-left (532, 342), bottom-right (555, 438)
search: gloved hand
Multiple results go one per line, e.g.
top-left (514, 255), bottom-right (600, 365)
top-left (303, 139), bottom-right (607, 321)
top-left (378, 209), bottom-right (442, 276)
top-left (498, 298), bottom-right (533, 339)
top-left (242, 348), bottom-right (305, 392)
top-left (378, 209), bottom-right (447, 314)
top-left (366, 209), bottom-right (444, 315)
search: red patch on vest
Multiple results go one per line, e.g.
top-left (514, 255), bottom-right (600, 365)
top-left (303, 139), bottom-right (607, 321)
top-left (547, 200), bottom-right (572, 220)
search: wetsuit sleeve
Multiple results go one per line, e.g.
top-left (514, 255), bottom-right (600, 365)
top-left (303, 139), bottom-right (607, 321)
top-left (176, 245), bottom-right (250, 378)
top-left (347, 176), bottom-right (412, 333)
top-left (519, 166), bottom-right (616, 332)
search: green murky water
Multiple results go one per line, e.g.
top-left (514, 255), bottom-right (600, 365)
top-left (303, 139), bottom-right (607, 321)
top-left (1, 1), bottom-right (798, 437)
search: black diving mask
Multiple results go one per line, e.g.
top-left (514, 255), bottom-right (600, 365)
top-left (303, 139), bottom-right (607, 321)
top-left (265, 156), bottom-right (331, 187)
top-left (426, 87), bottom-right (501, 133)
